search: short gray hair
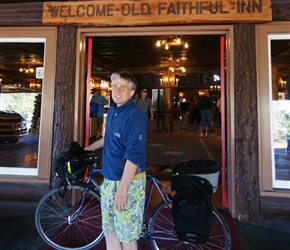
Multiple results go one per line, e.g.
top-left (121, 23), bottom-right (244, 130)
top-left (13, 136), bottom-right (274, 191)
top-left (111, 72), bottom-right (137, 91)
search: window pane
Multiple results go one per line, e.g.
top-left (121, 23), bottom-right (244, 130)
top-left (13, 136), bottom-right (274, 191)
top-left (0, 42), bottom-right (44, 171)
top-left (271, 39), bottom-right (290, 189)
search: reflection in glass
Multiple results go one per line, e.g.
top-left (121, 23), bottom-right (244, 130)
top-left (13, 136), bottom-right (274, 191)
top-left (271, 39), bottom-right (290, 188)
top-left (272, 101), bottom-right (290, 180)
top-left (0, 42), bottom-right (44, 169)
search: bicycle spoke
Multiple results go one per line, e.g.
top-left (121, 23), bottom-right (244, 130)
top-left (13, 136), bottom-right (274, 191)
top-left (35, 185), bottom-right (103, 250)
top-left (149, 201), bottom-right (231, 250)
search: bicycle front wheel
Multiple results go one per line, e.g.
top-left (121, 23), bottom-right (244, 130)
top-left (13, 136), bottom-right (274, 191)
top-left (148, 200), bottom-right (232, 250)
top-left (35, 185), bottom-right (103, 250)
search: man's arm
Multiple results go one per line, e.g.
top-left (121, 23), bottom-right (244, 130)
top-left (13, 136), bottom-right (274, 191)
top-left (99, 96), bottom-right (109, 105)
top-left (149, 108), bottom-right (154, 120)
top-left (84, 137), bottom-right (104, 151)
top-left (114, 160), bottom-right (138, 211)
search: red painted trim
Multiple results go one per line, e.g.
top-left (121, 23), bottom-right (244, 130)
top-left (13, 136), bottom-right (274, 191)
top-left (85, 38), bottom-right (93, 147)
top-left (220, 35), bottom-right (228, 208)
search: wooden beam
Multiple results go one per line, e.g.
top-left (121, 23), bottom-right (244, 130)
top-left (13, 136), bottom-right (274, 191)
top-left (1, 1), bottom-right (289, 26)
top-left (42, 0), bottom-right (272, 26)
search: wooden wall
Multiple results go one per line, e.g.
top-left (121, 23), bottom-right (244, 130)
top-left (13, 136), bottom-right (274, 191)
top-left (234, 23), bottom-right (260, 223)
top-left (51, 26), bottom-right (78, 187)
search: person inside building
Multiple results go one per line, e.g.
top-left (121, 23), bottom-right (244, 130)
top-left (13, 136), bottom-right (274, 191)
top-left (216, 96), bottom-right (222, 126)
top-left (198, 92), bottom-right (214, 132)
top-left (134, 88), bottom-right (154, 121)
top-left (85, 72), bottom-right (148, 250)
top-left (90, 89), bottom-right (109, 139)
top-left (179, 98), bottom-right (189, 130)
top-left (189, 95), bottom-right (200, 124)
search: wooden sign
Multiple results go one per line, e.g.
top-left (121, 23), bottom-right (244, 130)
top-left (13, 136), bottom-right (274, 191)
top-left (42, 0), bottom-right (272, 26)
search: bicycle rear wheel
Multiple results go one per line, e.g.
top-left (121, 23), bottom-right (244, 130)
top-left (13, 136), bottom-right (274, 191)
top-left (35, 185), bottom-right (103, 250)
top-left (148, 200), bottom-right (231, 250)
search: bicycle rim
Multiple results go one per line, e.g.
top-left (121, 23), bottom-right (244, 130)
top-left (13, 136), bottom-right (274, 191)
top-left (148, 201), bottom-right (232, 250)
top-left (35, 185), bottom-right (103, 250)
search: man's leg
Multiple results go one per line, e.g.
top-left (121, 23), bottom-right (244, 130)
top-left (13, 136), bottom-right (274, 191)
top-left (201, 110), bottom-right (206, 131)
top-left (98, 124), bottom-right (103, 136)
top-left (105, 232), bottom-right (122, 250)
top-left (115, 175), bottom-right (145, 250)
top-left (206, 110), bottom-right (213, 130)
top-left (101, 180), bottom-right (120, 249)
top-left (122, 241), bottom-right (138, 250)
top-left (97, 116), bottom-right (104, 138)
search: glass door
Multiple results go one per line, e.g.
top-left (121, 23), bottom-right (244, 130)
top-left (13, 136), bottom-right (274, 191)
top-left (0, 27), bottom-right (57, 180)
top-left (269, 35), bottom-right (290, 189)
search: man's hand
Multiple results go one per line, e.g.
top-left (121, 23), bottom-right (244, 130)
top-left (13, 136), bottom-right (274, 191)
top-left (114, 187), bottom-right (128, 211)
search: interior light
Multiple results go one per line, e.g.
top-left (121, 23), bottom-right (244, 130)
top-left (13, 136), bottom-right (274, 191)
top-left (156, 36), bottom-right (189, 50)
top-left (168, 66), bottom-right (186, 72)
top-left (19, 65), bottom-right (35, 74)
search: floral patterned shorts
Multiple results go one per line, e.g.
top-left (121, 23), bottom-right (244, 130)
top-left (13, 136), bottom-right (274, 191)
top-left (100, 173), bottom-right (146, 243)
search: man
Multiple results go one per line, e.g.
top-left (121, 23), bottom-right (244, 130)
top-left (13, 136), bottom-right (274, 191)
top-left (85, 72), bottom-right (148, 250)
top-left (198, 92), bottom-right (214, 132)
top-left (90, 89), bottom-right (109, 138)
top-left (189, 96), bottom-right (200, 124)
top-left (179, 98), bottom-right (189, 130)
top-left (216, 96), bottom-right (221, 126)
top-left (135, 88), bottom-right (154, 121)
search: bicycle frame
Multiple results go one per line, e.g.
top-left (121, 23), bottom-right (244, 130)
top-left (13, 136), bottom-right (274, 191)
top-left (84, 155), bottom-right (102, 192)
top-left (66, 157), bottom-right (101, 224)
top-left (143, 174), bottom-right (171, 219)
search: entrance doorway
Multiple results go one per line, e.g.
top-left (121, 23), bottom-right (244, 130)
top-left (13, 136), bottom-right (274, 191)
top-left (76, 25), bottom-right (235, 213)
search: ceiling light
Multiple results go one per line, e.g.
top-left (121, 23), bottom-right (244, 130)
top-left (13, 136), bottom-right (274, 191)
top-left (169, 66), bottom-right (186, 72)
top-left (156, 36), bottom-right (189, 50)
top-left (19, 65), bottom-right (34, 74)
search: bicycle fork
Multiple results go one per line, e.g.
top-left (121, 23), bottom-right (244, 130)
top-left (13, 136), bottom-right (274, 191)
top-left (67, 187), bottom-right (90, 224)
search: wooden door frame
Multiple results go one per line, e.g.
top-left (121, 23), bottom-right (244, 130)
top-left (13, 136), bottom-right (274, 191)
top-left (75, 25), bottom-right (236, 216)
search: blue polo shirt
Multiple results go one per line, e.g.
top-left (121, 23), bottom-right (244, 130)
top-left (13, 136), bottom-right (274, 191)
top-left (102, 99), bottom-right (148, 180)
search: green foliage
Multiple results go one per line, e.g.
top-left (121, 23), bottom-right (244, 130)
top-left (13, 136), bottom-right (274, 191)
top-left (272, 101), bottom-right (290, 143)
top-left (0, 93), bottom-right (38, 120)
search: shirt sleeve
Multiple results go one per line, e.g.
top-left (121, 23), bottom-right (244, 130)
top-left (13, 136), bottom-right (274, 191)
top-left (148, 98), bottom-right (153, 109)
top-left (101, 96), bottom-right (109, 105)
top-left (123, 110), bottom-right (147, 167)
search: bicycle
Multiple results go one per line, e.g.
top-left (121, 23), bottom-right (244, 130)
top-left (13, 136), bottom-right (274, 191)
top-left (35, 152), bottom-right (232, 250)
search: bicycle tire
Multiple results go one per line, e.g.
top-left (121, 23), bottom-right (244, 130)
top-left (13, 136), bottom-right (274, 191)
top-left (148, 200), bottom-right (232, 250)
top-left (35, 185), bottom-right (103, 250)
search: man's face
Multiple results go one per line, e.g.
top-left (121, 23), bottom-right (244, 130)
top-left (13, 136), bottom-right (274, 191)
top-left (141, 91), bottom-right (147, 98)
top-left (111, 78), bottom-right (134, 106)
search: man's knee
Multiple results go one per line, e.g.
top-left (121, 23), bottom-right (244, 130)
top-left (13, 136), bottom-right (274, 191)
top-left (121, 240), bottom-right (138, 250)
top-left (105, 233), bottom-right (122, 250)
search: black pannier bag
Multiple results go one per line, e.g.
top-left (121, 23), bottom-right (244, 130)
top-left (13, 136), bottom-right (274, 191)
top-left (55, 141), bottom-right (87, 196)
top-left (170, 159), bottom-right (220, 244)
top-left (170, 159), bottom-right (220, 194)
top-left (171, 190), bottom-right (212, 244)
